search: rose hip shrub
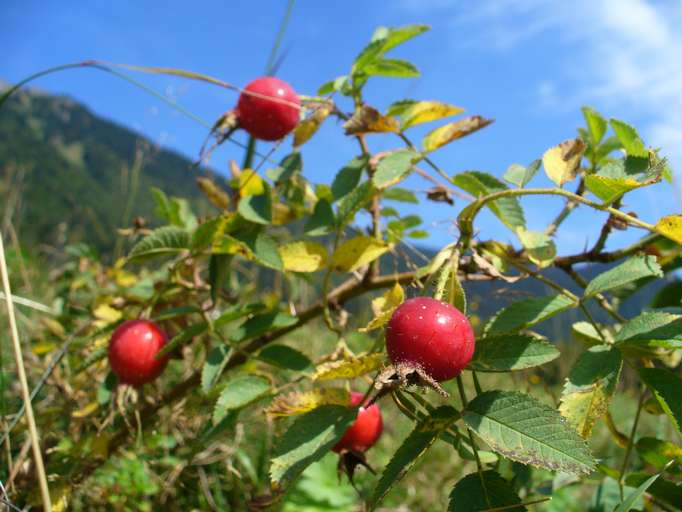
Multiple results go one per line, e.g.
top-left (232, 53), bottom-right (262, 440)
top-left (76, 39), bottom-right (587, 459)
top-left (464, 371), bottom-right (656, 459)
top-left (7, 24), bottom-right (681, 512)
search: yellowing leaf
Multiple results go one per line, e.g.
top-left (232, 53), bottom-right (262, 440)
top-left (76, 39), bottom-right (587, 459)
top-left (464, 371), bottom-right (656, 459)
top-left (239, 169), bottom-right (265, 196)
top-left (113, 268), bottom-right (137, 288)
top-left (343, 105), bottom-right (400, 135)
top-left (266, 388), bottom-right (350, 417)
top-left (360, 283), bottom-right (405, 331)
top-left (279, 241), bottom-right (328, 272)
top-left (655, 215), bottom-right (682, 245)
top-left (93, 303), bottom-right (122, 323)
top-left (422, 115), bottom-right (493, 152)
top-left (517, 228), bottom-right (557, 268)
top-left (294, 106), bottom-right (332, 147)
top-left (272, 202), bottom-right (297, 225)
top-left (313, 353), bottom-right (386, 381)
top-left (32, 341), bottom-right (57, 355)
top-left (584, 175), bottom-right (644, 204)
top-left (542, 138), bottom-right (586, 186)
top-left (400, 101), bottom-right (465, 130)
top-left (40, 317), bottom-right (66, 338)
top-left (196, 176), bottom-right (230, 209)
top-left (559, 384), bottom-right (610, 438)
top-left (90, 433), bottom-right (111, 460)
top-left (330, 236), bottom-right (391, 272)
top-left (72, 401), bottom-right (99, 419)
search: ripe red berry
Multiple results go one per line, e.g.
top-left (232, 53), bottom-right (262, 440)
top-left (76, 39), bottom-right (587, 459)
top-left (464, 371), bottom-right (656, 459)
top-left (386, 297), bottom-right (475, 382)
top-left (108, 319), bottom-right (169, 386)
top-left (333, 392), bottom-right (383, 453)
top-left (236, 76), bottom-right (300, 141)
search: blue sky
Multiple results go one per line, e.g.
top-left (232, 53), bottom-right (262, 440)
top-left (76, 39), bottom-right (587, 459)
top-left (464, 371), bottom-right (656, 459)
top-left (2, 0), bottom-right (681, 256)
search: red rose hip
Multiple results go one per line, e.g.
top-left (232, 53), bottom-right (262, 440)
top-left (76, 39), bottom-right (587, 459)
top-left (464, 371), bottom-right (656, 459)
top-left (108, 319), bottom-right (169, 386)
top-left (386, 297), bottom-right (475, 382)
top-left (333, 392), bottom-right (383, 453)
top-left (236, 76), bottom-right (300, 141)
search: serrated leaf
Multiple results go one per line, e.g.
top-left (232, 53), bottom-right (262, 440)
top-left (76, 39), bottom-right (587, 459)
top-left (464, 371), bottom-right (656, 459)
top-left (585, 174), bottom-right (645, 204)
top-left (584, 255), bottom-right (662, 298)
top-left (582, 107), bottom-right (608, 145)
top-left (191, 215), bottom-right (230, 251)
top-left (639, 367), bottom-right (682, 435)
top-left (422, 116), bottom-right (493, 152)
top-left (503, 159), bottom-right (541, 188)
top-left (231, 230), bottom-right (283, 271)
top-left (655, 214), bottom-right (682, 245)
top-left (382, 187), bottom-right (418, 203)
top-left (343, 105), bottom-right (399, 135)
top-left (463, 391), bottom-right (596, 475)
top-left (448, 471), bottom-right (526, 512)
top-left (293, 106), bottom-right (331, 147)
top-left (128, 226), bottom-right (189, 261)
top-left (213, 375), bottom-right (270, 424)
top-left (332, 156), bottom-right (368, 201)
top-left (313, 353), bottom-right (385, 381)
top-left (559, 345), bottom-right (622, 438)
top-left (352, 24), bottom-right (429, 76)
top-left (360, 283), bottom-right (405, 332)
top-left (452, 171), bottom-right (525, 231)
top-left (257, 344), bottom-right (312, 371)
top-left (517, 228), bottom-right (556, 267)
top-left (399, 100), bottom-right (465, 130)
top-left (230, 312), bottom-right (298, 343)
top-left (238, 193), bottom-right (272, 225)
top-left (305, 198), bottom-right (335, 236)
top-left (470, 335), bottom-right (560, 372)
top-left (364, 58), bottom-right (419, 78)
top-left (269, 405), bottom-right (358, 485)
top-left (610, 118), bottom-right (648, 158)
top-left (336, 181), bottom-right (374, 228)
top-left (615, 311), bottom-right (682, 350)
top-left (279, 241), bottom-right (328, 273)
top-left (542, 138), bottom-right (586, 186)
top-left (370, 406), bottom-right (458, 508)
top-left (373, 149), bottom-right (419, 189)
top-left (201, 345), bottom-right (231, 394)
top-left (330, 236), bottom-right (390, 272)
top-left (485, 294), bottom-right (576, 335)
top-left (266, 388), bottom-right (351, 417)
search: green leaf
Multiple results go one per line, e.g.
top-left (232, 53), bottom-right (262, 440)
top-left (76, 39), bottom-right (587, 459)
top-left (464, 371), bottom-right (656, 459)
top-left (503, 159), bottom-right (541, 188)
top-left (651, 280), bottom-right (682, 308)
top-left (370, 406), bottom-right (458, 508)
top-left (470, 335), bottom-right (560, 372)
top-left (452, 171), bottom-right (526, 230)
top-left (268, 153), bottom-right (302, 184)
top-left (463, 391), bottom-right (596, 475)
top-left (331, 156), bottom-right (367, 201)
top-left (352, 24), bottom-right (429, 76)
top-left (269, 405), bottom-right (358, 485)
top-left (201, 345), bottom-right (231, 394)
top-left (614, 471), bottom-right (662, 512)
top-left (571, 320), bottom-right (606, 347)
top-left (636, 437), bottom-right (682, 469)
top-left (559, 345), bottom-right (622, 438)
top-left (448, 471), bottom-right (526, 512)
top-left (304, 198), bottom-right (335, 236)
top-left (257, 345), bottom-right (312, 371)
top-left (364, 58), bottom-right (419, 78)
top-left (213, 375), bottom-right (270, 424)
top-left (336, 181), bottom-right (374, 228)
top-left (238, 193), bottom-right (272, 225)
top-left (158, 322), bottom-right (208, 357)
top-left (582, 107), bottom-right (608, 145)
top-left (517, 228), bottom-right (556, 267)
top-left (373, 149), bottom-right (419, 189)
top-left (214, 303), bottom-right (265, 330)
top-left (128, 226), bottom-right (189, 262)
top-left (230, 312), bottom-right (298, 343)
top-left (231, 229), bottom-right (283, 271)
top-left (208, 253), bottom-right (231, 304)
top-left (485, 294), bottom-right (576, 335)
top-left (152, 305), bottom-right (201, 322)
top-left (585, 174), bottom-right (646, 205)
top-left (615, 311), bottom-right (682, 350)
top-left (382, 187), bottom-right (418, 203)
top-left (584, 255), bottom-right (662, 298)
top-left (624, 473), bottom-right (682, 510)
top-left (610, 118), bottom-right (648, 158)
top-left (639, 367), bottom-right (682, 435)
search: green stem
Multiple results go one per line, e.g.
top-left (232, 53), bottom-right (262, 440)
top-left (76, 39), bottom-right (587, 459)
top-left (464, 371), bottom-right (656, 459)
top-left (265, 0), bottom-right (296, 75)
top-left (618, 386), bottom-right (646, 500)
top-left (545, 177), bottom-right (586, 236)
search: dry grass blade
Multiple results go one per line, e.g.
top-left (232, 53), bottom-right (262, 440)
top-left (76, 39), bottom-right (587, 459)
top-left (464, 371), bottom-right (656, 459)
top-left (0, 234), bottom-right (51, 510)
